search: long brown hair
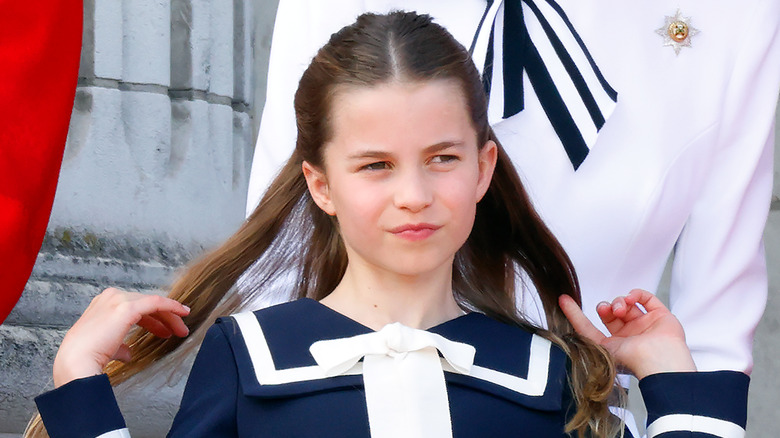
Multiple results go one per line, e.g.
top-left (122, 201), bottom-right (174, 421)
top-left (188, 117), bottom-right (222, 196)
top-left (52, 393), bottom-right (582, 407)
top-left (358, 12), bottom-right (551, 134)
top-left (27, 11), bottom-right (618, 437)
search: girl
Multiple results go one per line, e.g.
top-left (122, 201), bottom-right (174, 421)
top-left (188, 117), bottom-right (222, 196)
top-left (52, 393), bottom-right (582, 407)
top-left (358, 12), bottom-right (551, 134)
top-left (30, 11), bottom-right (747, 438)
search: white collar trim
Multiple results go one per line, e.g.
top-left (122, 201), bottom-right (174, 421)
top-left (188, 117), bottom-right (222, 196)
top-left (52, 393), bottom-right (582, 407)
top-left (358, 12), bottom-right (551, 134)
top-left (232, 311), bottom-right (553, 397)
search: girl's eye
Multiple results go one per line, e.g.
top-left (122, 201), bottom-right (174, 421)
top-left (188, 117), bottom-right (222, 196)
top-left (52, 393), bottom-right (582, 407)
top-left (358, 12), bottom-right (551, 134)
top-left (430, 155), bottom-right (458, 164)
top-left (361, 161), bottom-right (390, 171)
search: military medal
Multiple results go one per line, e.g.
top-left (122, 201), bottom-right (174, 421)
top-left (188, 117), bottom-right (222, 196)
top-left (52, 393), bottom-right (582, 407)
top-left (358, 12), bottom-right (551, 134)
top-left (656, 9), bottom-right (700, 55)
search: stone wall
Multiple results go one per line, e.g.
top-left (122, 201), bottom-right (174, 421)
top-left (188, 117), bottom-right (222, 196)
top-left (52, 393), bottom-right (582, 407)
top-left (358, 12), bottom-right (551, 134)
top-left (748, 106), bottom-right (780, 437)
top-left (54, 0), bottom-right (254, 246)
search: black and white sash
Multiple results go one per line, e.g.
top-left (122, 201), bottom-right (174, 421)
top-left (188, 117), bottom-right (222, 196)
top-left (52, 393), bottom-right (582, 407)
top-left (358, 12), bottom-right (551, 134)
top-left (470, 0), bottom-right (618, 169)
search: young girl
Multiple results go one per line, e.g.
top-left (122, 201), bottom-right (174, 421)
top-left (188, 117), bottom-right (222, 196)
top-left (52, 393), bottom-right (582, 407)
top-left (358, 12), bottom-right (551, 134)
top-left (30, 11), bottom-right (747, 438)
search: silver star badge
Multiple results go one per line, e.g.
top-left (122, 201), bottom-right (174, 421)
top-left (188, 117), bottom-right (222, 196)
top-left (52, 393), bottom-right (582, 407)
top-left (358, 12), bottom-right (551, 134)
top-left (656, 9), bottom-right (700, 55)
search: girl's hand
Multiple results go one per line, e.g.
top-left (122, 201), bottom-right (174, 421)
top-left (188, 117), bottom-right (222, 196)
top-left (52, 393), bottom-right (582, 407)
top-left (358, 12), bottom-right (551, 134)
top-left (52, 287), bottom-right (190, 388)
top-left (559, 289), bottom-right (696, 379)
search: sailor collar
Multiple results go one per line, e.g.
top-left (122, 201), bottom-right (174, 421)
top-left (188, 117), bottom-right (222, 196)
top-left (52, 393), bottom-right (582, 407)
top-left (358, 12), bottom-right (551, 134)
top-left (216, 298), bottom-right (568, 412)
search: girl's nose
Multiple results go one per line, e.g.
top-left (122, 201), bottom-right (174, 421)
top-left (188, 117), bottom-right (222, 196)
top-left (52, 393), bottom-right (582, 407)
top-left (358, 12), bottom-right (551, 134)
top-left (393, 169), bottom-right (433, 212)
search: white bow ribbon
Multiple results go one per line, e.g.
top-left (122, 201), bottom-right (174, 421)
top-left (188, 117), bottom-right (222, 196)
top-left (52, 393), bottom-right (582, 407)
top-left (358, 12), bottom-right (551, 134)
top-left (309, 323), bottom-right (476, 438)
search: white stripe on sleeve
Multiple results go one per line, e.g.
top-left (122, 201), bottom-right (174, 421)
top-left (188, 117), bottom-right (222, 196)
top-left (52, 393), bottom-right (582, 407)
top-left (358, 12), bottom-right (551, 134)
top-left (646, 414), bottom-right (745, 438)
top-left (96, 428), bottom-right (131, 438)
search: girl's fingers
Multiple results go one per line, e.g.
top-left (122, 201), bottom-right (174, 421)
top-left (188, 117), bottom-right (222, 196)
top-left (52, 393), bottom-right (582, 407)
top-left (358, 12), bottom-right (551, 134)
top-left (601, 290), bottom-right (652, 328)
top-left (53, 289), bottom-right (190, 388)
top-left (596, 301), bottom-right (627, 335)
top-left (137, 315), bottom-right (175, 339)
top-left (112, 344), bottom-right (133, 363)
top-left (149, 310), bottom-right (190, 338)
top-left (128, 294), bottom-right (190, 319)
top-left (609, 296), bottom-right (628, 318)
top-left (626, 289), bottom-right (667, 313)
top-left (597, 301), bottom-right (617, 323)
top-left (623, 301), bottom-right (646, 321)
top-left (126, 295), bottom-right (190, 339)
top-left (559, 295), bottom-right (606, 343)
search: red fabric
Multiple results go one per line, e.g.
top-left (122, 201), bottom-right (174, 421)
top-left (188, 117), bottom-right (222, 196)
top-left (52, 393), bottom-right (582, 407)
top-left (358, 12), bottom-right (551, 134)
top-left (0, 1), bottom-right (83, 323)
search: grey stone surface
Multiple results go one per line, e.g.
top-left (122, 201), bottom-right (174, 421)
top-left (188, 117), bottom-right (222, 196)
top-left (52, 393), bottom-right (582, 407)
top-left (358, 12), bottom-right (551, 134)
top-left (122, 0), bottom-right (170, 85)
top-left (189, 0), bottom-right (215, 92)
top-left (250, 0), bottom-right (279, 145)
top-left (774, 99), bottom-right (780, 206)
top-left (79, 0), bottom-right (96, 78)
top-left (233, 0), bottom-right (253, 107)
top-left (93, 0), bottom-right (124, 80)
top-left (124, 90), bottom-right (174, 180)
top-left (749, 212), bottom-right (780, 437)
top-left (234, 111), bottom-right (254, 188)
top-left (207, 0), bottom-right (235, 97)
top-left (53, 84), bottom-right (248, 251)
top-left (6, 280), bottom-right (106, 328)
top-left (171, 0), bottom-right (194, 90)
top-left (0, 325), bottom-right (65, 433)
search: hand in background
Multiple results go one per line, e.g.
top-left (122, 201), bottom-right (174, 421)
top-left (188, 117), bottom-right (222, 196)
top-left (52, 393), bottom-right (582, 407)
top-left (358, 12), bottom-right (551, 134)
top-left (560, 289), bottom-right (696, 379)
top-left (53, 288), bottom-right (190, 388)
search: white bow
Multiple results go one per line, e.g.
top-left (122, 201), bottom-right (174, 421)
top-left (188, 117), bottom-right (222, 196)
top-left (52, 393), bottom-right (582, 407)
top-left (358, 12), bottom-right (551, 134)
top-left (309, 322), bottom-right (476, 438)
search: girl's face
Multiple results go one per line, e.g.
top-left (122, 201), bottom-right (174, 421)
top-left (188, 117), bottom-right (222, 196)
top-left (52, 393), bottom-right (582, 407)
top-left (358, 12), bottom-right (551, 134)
top-left (303, 80), bottom-right (496, 279)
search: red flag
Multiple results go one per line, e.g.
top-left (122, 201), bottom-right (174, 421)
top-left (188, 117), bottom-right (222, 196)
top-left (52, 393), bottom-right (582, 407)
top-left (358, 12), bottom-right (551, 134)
top-left (0, 1), bottom-right (83, 323)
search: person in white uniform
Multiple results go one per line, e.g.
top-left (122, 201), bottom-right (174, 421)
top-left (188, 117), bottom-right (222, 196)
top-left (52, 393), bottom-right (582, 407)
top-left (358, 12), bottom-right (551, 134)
top-left (248, 0), bottom-right (780, 394)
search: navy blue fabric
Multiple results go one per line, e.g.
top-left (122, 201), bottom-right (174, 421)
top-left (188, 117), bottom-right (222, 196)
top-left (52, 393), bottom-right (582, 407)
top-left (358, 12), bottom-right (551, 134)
top-left (431, 312), bottom-right (534, 376)
top-left (35, 374), bottom-right (126, 438)
top-left (257, 298), bottom-right (373, 369)
top-left (34, 299), bottom-right (750, 437)
top-left (431, 313), bottom-right (568, 411)
top-left (183, 299), bottom-right (574, 437)
top-left (168, 323), bottom-right (240, 437)
top-left (502, 0), bottom-right (529, 118)
top-left (640, 371), bottom-right (750, 427)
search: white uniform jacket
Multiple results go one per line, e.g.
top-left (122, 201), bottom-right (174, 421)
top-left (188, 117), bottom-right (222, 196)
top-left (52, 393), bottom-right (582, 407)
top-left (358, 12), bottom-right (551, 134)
top-left (247, 0), bottom-right (780, 374)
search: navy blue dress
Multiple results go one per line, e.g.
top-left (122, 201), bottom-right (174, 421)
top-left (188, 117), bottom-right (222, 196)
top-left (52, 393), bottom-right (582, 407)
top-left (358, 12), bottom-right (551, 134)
top-left (36, 298), bottom-right (749, 437)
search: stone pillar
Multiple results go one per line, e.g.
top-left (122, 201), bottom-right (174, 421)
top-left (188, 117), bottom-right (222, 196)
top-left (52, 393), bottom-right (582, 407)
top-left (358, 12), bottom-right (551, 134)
top-left (0, 0), bottom-right (278, 435)
top-left (747, 99), bottom-right (780, 438)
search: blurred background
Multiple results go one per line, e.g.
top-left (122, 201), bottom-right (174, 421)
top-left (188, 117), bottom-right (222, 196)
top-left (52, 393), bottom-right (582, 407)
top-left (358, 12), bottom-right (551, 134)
top-left (0, 1), bottom-right (778, 436)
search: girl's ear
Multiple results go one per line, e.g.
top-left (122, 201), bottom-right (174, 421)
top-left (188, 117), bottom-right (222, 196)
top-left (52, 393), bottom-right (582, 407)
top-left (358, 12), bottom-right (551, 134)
top-left (476, 140), bottom-right (498, 201)
top-left (302, 161), bottom-right (337, 216)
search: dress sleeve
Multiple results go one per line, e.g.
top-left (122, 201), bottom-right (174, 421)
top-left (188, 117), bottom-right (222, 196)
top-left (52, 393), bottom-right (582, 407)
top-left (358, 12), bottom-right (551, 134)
top-left (35, 374), bottom-right (130, 438)
top-left (667, 0), bottom-right (780, 373)
top-left (639, 371), bottom-right (749, 438)
top-left (35, 324), bottom-right (240, 437)
top-left (167, 323), bottom-right (240, 437)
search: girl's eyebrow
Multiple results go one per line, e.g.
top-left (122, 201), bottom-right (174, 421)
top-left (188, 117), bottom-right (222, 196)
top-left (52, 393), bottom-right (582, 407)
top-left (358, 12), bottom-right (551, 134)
top-left (424, 141), bottom-right (464, 154)
top-left (347, 141), bottom-right (465, 160)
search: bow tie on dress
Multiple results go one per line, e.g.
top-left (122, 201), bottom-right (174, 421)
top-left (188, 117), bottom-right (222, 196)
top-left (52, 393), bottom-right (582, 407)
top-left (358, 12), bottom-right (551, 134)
top-left (471, 0), bottom-right (618, 169)
top-left (309, 322), bottom-right (476, 438)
